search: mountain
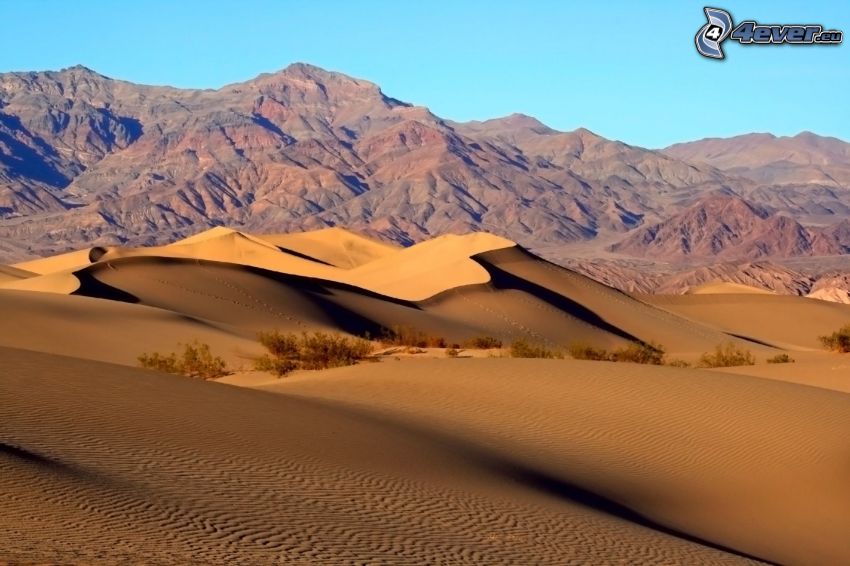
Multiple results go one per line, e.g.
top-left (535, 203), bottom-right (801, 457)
top-left (0, 63), bottom-right (737, 261)
top-left (664, 132), bottom-right (850, 186)
top-left (609, 195), bottom-right (845, 261)
top-left (1, 63), bottom-right (850, 273)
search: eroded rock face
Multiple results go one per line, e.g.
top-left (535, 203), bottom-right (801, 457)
top-left (1, 63), bottom-right (850, 275)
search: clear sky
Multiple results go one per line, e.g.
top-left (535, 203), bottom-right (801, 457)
top-left (1, 0), bottom-right (847, 147)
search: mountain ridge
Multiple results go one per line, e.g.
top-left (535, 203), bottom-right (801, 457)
top-left (2, 63), bottom-right (850, 277)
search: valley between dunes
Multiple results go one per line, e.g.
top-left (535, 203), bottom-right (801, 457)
top-left (2, 226), bottom-right (850, 564)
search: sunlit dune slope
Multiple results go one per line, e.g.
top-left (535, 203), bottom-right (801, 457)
top-left (642, 293), bottom-right (850, 350)
top-left (255, 226), bottom-right (401, 268)
top-left (0, 347), bottom-right (793, 565)
top-left (258, 358), bottom-right (850, 566)
top-left (0, 289), bottom-right (260, 366)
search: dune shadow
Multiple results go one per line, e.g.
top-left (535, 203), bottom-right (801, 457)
top-left (468, 251), bottom-right (640, 342)
top-left (282, 394), bottom-right (774, 565)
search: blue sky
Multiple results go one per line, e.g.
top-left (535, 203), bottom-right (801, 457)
top-left (1, 0), bottom-right (847, 147)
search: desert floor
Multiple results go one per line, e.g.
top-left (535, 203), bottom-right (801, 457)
top-left (2, 227), bottom-right (849, 564)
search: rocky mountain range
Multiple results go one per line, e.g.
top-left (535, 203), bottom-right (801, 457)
top-left (2, 62), bottom-right (850, 296)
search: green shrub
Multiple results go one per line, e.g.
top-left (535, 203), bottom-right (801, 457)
top-left (610, 342), bottom-right (665, 365)
top-left (819, 324), bottom-right (850, 353)
top-left (138, 341), bottom-right (228, 379)
top-left (381, 325), bottom-right (447, 348)
top-left (697, 342), bottom-right (756, 368)
top-left (511, 339), bottom-right (563, 359)
top-left (567, 342), bottom-right (610, 361)
top-left (464, 335), bottom-right (503, 349)
top-left (255, 330), bottom-right (373, 377)
top-left (766, 353), bottom-right (795, 364)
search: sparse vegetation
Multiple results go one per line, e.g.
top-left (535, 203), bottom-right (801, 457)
top-left (610, 342), bottom-right (665, 365)
top-left (766, 353), bottom-right (795, 364)
top-left (819, 324), bottom-right (850, 353)
top-left (381, 325), bottom-right (448, 349)
top-left (138, 341), bottom-right (228, 379)
top-left (666, 359), bottom-right (691, 368)
top-left (697, 342), bottom-right (755, 368)
top-left (510, 339), bottom-right (563, 359)
top-left (567, 342), bottom-right (610, 361)
top-left (255, 330), bottom-right (373, 377)
top-left (446, 347), bottom-right (461, 358)
top-left (463, 335), bottom-right (503, 349)
top-left (567, 341), bottom-right (665, 365)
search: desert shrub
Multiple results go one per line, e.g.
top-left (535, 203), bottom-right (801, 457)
top-left (138, 341), bottom-right (228, 379)
top-left (697, 342), bottom-right (755, 368)
top-left (819, 324), bottom-right (850, 353)
top-left (766, 353), bottom-right (795, 364)
top-left (254, 354), bottom-right (299, 377)
top-left (446, 347), bottom-right (461, 358)
top-left (666, 359), bottom-right (691, 368)
top-left (381, 325), bottom-right (447, 348)
top-left (464, 335), bottom-right (503, 349)
top-left (137, 351), bottom-right (180, 374)
top-left (299, 331), bottom-right (373, 370)
top-left (511, 339), bottom-right (563, 359)
top-left (255, 330), bottom-right (373, 377)
top-left (567, 342), bottom-right (610, 361)
top-left (610, 342), bottom-right (665, 365)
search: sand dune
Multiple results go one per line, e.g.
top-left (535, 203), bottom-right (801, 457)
top-left (11, 247), bottom-right (94, 275)
top-left (257, 358), bottom-right (850, 565)
top-left (473, 247), bottom-right (764, 356)
top-left (0, 348), bottom-right (779, 564)
top-left (0, 289), bottom-right (260, 366)
top-left (255, 226), bottom-right (401, 268)
top-left (0, 228), bottom-right (776, 361)
top-left (5, 348), bottom-right (848, 563)
top-left (688, 281), bottom-right (774, 295)
top-left (0, 263), bottom-right (36, 284)
top-left (342, 232), bottom-right (515, 300)
top-left (3, 226), bottom-right (849, 564)
top-left (643, 293), bottom-right (850, 350)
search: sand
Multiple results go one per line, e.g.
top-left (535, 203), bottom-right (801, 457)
top-left (687, 281), bottom-right (774, 295)
top-left (3, 226), bottom-right (849, 564)
top-left (0, 263), bottom-right (36, 284)
top-left (5, 349), bottom-right (849, 563)
top-left (255, 226), bottom-right (401, 268)
top-left (642, 293), bottom-right (850, 351)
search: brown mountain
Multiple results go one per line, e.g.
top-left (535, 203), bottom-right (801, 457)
top-left (0, 64), bottom-right (737, 261)
top-left (609, 195), bottom-right (844, 261)
top-left (1, 63), bottom-right (849, 272)
top-left (664, 132), bottom-right (850, 186)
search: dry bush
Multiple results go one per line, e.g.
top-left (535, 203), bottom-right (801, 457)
top-left (381, 325), bottom-right (448, 348)
top-left (567, 342), bottom-right (610, 361)
top-left (766, 353), bottom-right (795, 364)
top-left (819, 324), bottom-right (850, 353)
top-left (511, 339), bottom-right (563, 359)
top-left (463, 335), bottom-right (503, 349)
top-left (610, 342), bottom-right (665, 365)
top-left (697, 342), bottom-right (755, 368)
top-left (666, 359), bottom-right (691, 368)
top-left (445, 347), bottom-right (461, 358)
top-left (255, 330), bottom-right (373, 377)
top-left (138, 341), bottom-right (228, 379)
